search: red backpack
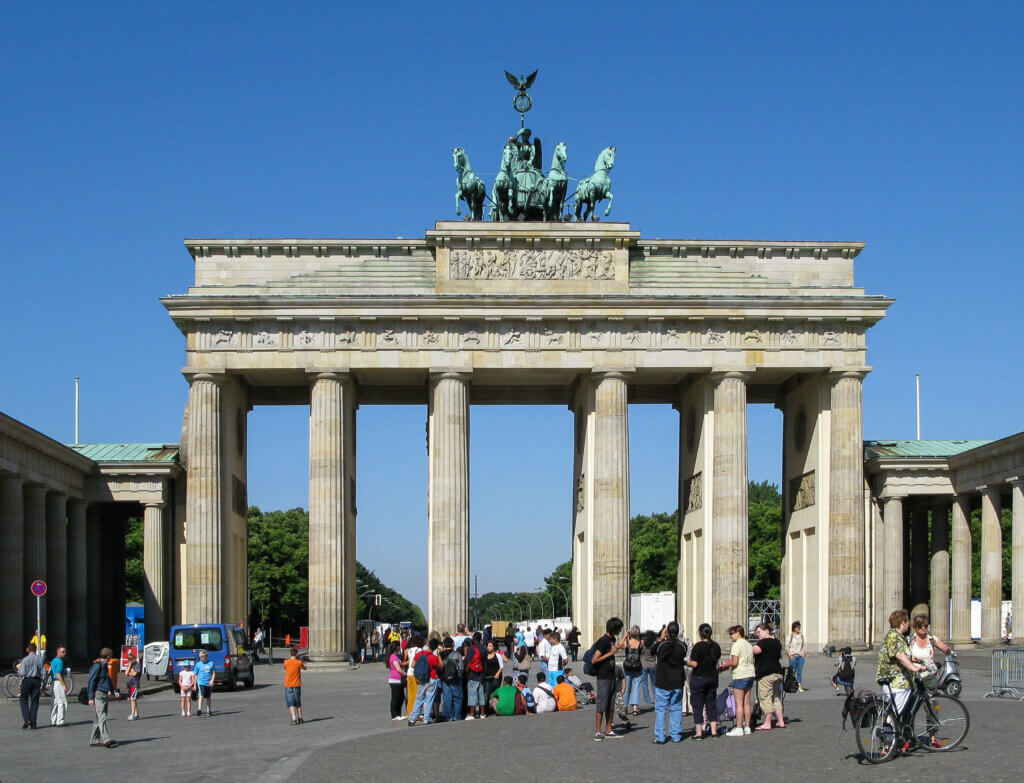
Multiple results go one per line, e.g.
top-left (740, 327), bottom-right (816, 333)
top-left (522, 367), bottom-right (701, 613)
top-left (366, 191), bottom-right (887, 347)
top-left (467, 644), bottom-right (484, 674)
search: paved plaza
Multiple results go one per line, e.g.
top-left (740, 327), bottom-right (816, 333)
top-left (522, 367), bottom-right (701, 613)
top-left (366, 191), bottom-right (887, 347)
top-left (1, 652), bottom-right (1021, 782)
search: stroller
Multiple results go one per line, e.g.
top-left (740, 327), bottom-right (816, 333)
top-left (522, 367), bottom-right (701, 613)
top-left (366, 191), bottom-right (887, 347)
top-left (712, 681), bottom-right (788, 732)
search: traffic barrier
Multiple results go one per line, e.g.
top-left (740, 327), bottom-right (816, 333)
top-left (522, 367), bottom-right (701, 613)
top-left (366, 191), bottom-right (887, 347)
top-left (984, 647), bottom-right (1024, 700)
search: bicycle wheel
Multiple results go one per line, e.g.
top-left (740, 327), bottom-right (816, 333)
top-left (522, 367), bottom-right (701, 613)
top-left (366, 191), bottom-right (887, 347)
top-left (855, 703), bottom-right (897, 764)
top-left (3, 673), bottom-right (22, 699)
top-left (63, 672), bottom-right (75, 693)
top-left (912, 692), bottom-right (970, 751)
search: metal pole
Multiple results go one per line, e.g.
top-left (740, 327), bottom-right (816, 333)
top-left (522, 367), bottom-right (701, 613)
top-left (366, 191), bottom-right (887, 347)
top-left (550, 583), bottom-right (569, 617)
top-left (915, 373), bottom-right (921, 440)
top-left (36, 595), bottom-right (41, 655)
top-left (74, 377), bottom-right (79, 444)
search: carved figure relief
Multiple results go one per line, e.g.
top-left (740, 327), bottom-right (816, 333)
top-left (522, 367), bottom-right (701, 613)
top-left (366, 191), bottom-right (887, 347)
top-left (625, 328), bottom-right (642, 344)
top-left (543, 327), bottom-right (564, 345)
top-left (684, 472), bottom-right (703, 512)
top-left (337, 326), bottom-right (356, 344)
top-left (822, 330), bottom-right (841, 346)
top-left (380, 326), bottom-right (399, 345)
top-left (743, 329), bottom-right (764, 345)
top-left (781, 329), bottom-right (798, 346)
top-left (422, 327), bottom-right (440, 345)
top-left (790, 471), bottom-right (815, 512)
top-left (664, 328), bottom-right (681, 344)
top-left (449, 248), bottom-right (616, 280)
top-left (704, 327), bottom-right (726, 345)
top-left (503, 328), bottom-right (523, 345)
top-left (254, 330), bottom-right (275, 346)
top-left (575, 472), bottom-right (585, 514)
top-left (296, 328), bottom-right (317, 346)
top-left (212, 328), bottom-right (234, 345)
top-left (462, 330), bottom-right (481, 345)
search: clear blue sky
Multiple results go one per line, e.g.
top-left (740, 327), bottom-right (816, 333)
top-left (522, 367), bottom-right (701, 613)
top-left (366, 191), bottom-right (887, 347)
top-left (3, 2), bottom-right (1022, 612)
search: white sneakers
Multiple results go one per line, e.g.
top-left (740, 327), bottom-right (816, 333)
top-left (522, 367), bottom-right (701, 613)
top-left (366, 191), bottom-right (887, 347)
top-left (726, 727), bottom-right (744, 737)
top-left (744, 727), bottom-right (751, 735)
top-left (464, 715), bottom-right (474, 720)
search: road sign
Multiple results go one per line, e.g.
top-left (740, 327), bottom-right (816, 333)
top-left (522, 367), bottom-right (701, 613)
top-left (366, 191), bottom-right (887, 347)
top-left (30, 580), bottom-right (47, 597)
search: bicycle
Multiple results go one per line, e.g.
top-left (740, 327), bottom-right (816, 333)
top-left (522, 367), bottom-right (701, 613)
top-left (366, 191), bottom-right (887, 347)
top-left (2, 661), bottom-right (74, 698)
top-left (855, 674), bottom-right (970, 763)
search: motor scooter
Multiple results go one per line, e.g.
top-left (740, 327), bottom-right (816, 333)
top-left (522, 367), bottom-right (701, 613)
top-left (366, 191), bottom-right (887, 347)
top-left (934, 649), bottom-right (963, 697)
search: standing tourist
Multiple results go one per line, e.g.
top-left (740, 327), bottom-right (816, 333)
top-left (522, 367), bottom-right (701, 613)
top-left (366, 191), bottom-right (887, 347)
top-left (504, 625), bottom-right (516, 657)
top-left (622, 626), bottom-right (649, 717)
top-left (546, 632), bottom-right (568, 687)
top-left (18, 642), bottom-right (44, 730)
top-left (786, 621), bottom-right (807, 692)
top-left (438, 637), bottom-right (464, 721)
top-left (404, 634), bottom-right (422, 717)
top-left (194, 649), bottom-right (216, 717)
top-left (125, 650), bottom-right (142, 720)
top-left (464, 633), bottom-right (486, 720)
top-left (567, 626), bottom-right (581, 661)
top-left (283, 647), bottom-right (306, 725)
top-left (878, 609), bottom-right (927, 715)
top-left (483, 639), bottom-right (504, 712)
top-left (357, 627), bottom-right (368, 664)
top-left (909, 613), bottom-right (952, 687)
top-left (386, 640), bottom-right (406, 720)
top-left (525, 626), bottom-right (536, 657)
top-left (686, 623), bottom-right (721, 740)
top-left (536, 629), bottom-right (552, 683)
top-left (720, 626), bottom-right (754, 737)
top-left (49, 645), bottom-right (70, 728)
top-left (640, 631), bottom-right (658, 713)
top-left (650, 622), bottom-right (688, 744)
top-left (589, 616), bottom-right (625, 741)
top-left (87, 648), bottom-right (116, 747)
top-left (178, 660), bottom-right (196, 717)
top-left (253, 627), bottom-right (264, 661)
top-left (371, 627), bottom-right (382, 659)
top-left (752, 623), bottom-right (786, 730)
top-left (407, 638), bottom-right (441, 726)
top-left (30, 632), bottom-right (47, 659)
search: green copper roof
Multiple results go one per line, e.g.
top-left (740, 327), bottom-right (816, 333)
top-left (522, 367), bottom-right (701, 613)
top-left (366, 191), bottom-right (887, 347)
top-left (863, 440), bottom-right (992, 460)
top-left (68, 443), bottom-right (179, 463)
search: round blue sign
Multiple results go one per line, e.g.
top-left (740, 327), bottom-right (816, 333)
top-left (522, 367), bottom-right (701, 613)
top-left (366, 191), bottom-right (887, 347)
top-left (30, 580), bottom-right (47, 597)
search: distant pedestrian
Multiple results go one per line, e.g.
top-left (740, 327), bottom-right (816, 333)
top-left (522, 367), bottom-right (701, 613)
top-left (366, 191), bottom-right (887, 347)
top-left (30, 632), bottom-right (47, 659)
top-left (178, 661), bottom-right (196, 716)
top-left (589, 616), bottom-right (626, 741)
top-left (567, 626), bottom-right (581, 661)
top-left (650, 622), bottom-right (688, 744)
top-left (721, 626), bottom-right (755, 737)
top-left (125, 651), bottom-right (142, 720)
top-left (463, 633), bottom-right (486, 720)
top-left (49, 645), bottom-right (70, 727)
top-left (786, 621), bottom-right (807, 692)
top-left (403, 634), bottom-right (423, 717)
top-left (18, 642), bottom-right (44, 730)
top-left (194, 649), bottom-right (216, 717)
top-left (87, 647), bottom-right (116, 747)
top-left (283, 647), bottom-right (306, 725)
top-left (546, 632), bottom-right (568, 687)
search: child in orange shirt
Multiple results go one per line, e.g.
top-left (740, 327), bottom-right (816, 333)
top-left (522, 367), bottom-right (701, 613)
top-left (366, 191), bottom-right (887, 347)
top-left (553, 674), bottom-right (577, 711)
top-left (283, 647), bottom-right (307, 725)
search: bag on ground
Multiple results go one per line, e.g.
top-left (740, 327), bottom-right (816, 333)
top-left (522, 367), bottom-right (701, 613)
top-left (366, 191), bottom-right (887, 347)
top-left (782, 666), bottom-right (799, 693)
top-left (716, 687), bottom-right (736, 721)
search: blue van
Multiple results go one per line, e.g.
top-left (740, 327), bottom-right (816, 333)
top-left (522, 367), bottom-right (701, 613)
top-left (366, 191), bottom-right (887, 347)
top-left (168, 623), bottom-right (255, 690)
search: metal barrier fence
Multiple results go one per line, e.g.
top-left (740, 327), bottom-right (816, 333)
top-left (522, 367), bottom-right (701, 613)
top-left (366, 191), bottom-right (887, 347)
top-left (984, 647), bottom-right (1024, 700)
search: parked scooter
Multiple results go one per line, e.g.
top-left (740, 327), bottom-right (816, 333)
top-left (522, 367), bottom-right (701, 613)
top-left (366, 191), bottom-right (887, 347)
top-left (935, 649), bottom-right (963, 697)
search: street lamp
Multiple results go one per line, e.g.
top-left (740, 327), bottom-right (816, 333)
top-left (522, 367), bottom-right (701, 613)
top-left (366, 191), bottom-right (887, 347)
top-left (536, 589), bottom-right (555, 618)
top-left (511, 596), bottom-right (529, 620)
top-left (549, 581), bottom-right (570, 617)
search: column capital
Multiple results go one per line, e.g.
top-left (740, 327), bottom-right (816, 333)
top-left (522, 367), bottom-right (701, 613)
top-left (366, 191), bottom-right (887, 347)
top-left (308, 370), bottom-right (354, 384)
top-left (1007, 476), bottom-right (1023, 488)
top-left (429, 370), bottom-right (472, 383)
top-left (182, 369), bottom-right (226, 386)
top-left (590, 369), bottom-right (633, 382)
top-left (977, 484), bottom-right (1001, 497)
top-left (709, 368), bottom-right (753, 383)
top-left (143, 501), bottom-right (166, 510)
top-left (828, 367), bottom-right (871, 382)
top-left (881, 494), bottom-right (905, 504)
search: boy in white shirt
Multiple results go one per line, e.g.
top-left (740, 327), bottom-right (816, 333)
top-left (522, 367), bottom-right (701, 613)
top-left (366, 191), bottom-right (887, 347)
top-left (533, 671), bottom-right (557, 713)
top-left (546, 632), bottom-right (569, 686)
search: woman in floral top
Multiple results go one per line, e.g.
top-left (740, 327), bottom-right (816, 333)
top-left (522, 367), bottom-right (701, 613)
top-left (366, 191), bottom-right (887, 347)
top-left (877, 609), bottom-right (927, 714)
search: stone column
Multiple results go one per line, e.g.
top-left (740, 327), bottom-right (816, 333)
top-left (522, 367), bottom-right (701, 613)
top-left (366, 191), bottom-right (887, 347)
top-left (950, 494), bottom-right (973, 644)
top-left (590, 371), bottom-right (630, 637)
top-left (1011, 479), bottom-right (1023, 644)
top-left (910, 504), bottom-right (929, 610)
top-left (979, 486), bottom-right (1002, 644)
top-left (0, 476), bottom-right (25, 661)
top-left (929, 501), bottom-right (951, 638)
top-left (829, 371), bottom-right (867, 647)
top-left (45, 492), bottom-right (68, 650)
top-left (428, 372), bottom-right (471, 634)
top-left (86, 506), bottom-right (104, 655)
top-left (23, 485), bottom-right (47, 643)
top-left (881, 496), bottom-right (905, 618)
top-left (308, 372), bottom-right (357, 660)
top-left (67, 500), bottom-right (89, 657)
top-left (143, 502), bottom-right (167, 643)
top-left (711, 371), bottom-right (748, 637)
top-left (184, 373), bottom-right (223, 623)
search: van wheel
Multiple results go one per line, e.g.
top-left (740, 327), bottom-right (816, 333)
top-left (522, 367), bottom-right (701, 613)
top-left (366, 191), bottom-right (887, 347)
top-left (172, 684), bottom-right (180, 694)
top-left (243, 673), bottom-right (255, 688)
top-left (226, 673), bottom-right (237, 691)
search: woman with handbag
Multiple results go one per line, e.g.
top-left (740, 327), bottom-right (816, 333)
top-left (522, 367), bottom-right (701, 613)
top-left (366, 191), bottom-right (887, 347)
top-left (623, 625), bottom-right (650, 716)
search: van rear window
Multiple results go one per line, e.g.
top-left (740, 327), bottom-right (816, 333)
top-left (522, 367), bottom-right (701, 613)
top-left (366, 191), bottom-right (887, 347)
top-left (173, 628), bottom-right (223, 651)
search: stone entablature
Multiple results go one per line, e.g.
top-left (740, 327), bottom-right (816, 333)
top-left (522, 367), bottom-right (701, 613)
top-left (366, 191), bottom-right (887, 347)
top-left (0, 412), bottom-right (94, 497)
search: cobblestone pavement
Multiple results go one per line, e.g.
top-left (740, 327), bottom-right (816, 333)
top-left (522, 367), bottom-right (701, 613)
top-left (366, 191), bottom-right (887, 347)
top-left (0, 652), bottom-right (1020, 782)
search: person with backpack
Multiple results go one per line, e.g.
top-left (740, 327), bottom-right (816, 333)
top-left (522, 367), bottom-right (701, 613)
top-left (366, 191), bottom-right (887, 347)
top-left (686, 623), bottom-right (722, 740)
top-left (407, 637), bottom-right (441, 726)
top-left (438, 637), bottom-right (464, 721)
top-left (752, 622), bottom-right (786, 731)
top-left (87, 648), bottom-right (116, 747)
top-left (586, 616), bottom-right (625, 741)
top-left (831, 646), bottom-right (857, 695)
top-left (464, 632), bottom-right (487, 720)
top-left (567, 626), bottom-right (581, 661)
top-left (786, 621), bottom-right (807, 692)
top-left (516, 673), bottom-right (538, 713)
top-left (622, 625), bottom-right (649, 717)
top-left (513, 643), bottom-right (532, 682)
top-left (650, 621), bottom-right (689, 744)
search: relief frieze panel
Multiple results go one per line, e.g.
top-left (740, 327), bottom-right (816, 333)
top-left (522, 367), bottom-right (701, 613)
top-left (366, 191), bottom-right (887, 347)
top-left (448, 248), bottom-right (616, 280)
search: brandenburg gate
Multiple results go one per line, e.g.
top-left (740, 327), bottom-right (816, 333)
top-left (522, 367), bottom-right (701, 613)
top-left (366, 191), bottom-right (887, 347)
top-left (163, 220), bottom-right (890, 658)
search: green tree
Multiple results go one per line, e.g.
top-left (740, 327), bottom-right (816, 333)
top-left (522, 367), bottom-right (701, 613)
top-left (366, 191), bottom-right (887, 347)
top-left (748, 481), bottom-right (782, 599)
top-left (630, 511), bottom-right (679, 593)
top-left (125, 516), bottom-right (143, 603)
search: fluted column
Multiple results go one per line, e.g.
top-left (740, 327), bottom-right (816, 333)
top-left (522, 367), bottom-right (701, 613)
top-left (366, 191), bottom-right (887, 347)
top-left (143, 502), bottom-right (167, 643)
top-left (184, 373), bottom-right (223, 623)
top-left (0, 476), bottom-right (25, 661)
top-left (86, 506), bottom-right (104, 655)
top-left (45, 492), bottom-right (68, 650)
top-left (950, 494), bottom-right (973, 644)
top-left (428, 372), bottom-right (470, 634)
top-left (23, 485), bottom-right (47, 643)
top-left (929, 501), bottom-right (951, 638)
top-left (591, 372), bottom-right (630, 637)
top-left (979, 486), bottom-right (1002, 644)
top-left (308, 372), bottom-right (356, 660)
top-left (1011, 479), bottom-right (1023, 644)
top-left (67, 500), bottom-right (88, 657)
top-left (882, 496), bottom-right (905, 619)
top-left (829, 371), bottom-right (866, 647)
top-left (711, 371), bottom-right (748, 637)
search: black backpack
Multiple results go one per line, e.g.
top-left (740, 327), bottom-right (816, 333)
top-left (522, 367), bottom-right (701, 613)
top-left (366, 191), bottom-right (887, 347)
top-left (782, 666), bottom-right (799, 694)
top-left (841, 689), bottom-right (880, 730)
top-left (837, 654), bottom-right (855, 682)
top-left (441, 653), bottom-right (461, 684)
top-left (623, 642), bottom-right (642, 673)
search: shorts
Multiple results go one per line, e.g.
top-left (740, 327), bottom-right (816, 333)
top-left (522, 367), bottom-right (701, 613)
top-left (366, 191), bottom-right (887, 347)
top-left (198, 684), bottom-right (212, 698)
top-left (756, 674), bottom-right (782, 713)
top-left (731, 677), bottom-right (754, 691)
top-left (466, 679), bottom-right (485, 706)
top-left (594, 677), bottom-right (616, 714)
top-left (127, 685), bottom-right (139, 700)
top-left (285, 686), bottom-right (302, 707)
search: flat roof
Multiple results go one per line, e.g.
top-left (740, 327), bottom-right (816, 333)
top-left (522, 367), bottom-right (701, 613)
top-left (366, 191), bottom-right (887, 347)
top-left (863, 440), bottom-right (992, 460)
top-left (68, 443), bottom-right (179, 463)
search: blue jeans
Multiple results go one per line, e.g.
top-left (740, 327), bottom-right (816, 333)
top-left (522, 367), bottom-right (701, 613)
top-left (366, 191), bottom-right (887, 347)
top-left (409, 679), bottom-right (437, 724)
top-left (790, 655), bottom-right (805, 684)
top-left (654, 687), bottom-right (684, 742)
top-left (440, 681), bottom-right (463, 721)
top-left (625, 670), bottom-right (652, 706)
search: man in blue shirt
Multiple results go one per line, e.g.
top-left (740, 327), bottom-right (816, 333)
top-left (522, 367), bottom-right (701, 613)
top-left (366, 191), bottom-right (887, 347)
top-left (194, 650), bottom-right (216, 717)
top-left (49, 646), bottom-right (70, 727)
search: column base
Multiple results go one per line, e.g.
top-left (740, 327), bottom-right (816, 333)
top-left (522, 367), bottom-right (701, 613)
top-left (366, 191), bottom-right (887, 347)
top-left (307, 652), bottom-right (346, 662)
top-left (1011, 637), bottom-right (1024, 646)
top-left (950, 638), bottom-right (977, 647)
top-left (976, 637), bottom-right (1004, 647)
top-left (825, 640), bottom-right (870, 653)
